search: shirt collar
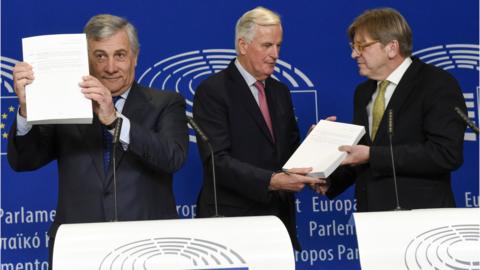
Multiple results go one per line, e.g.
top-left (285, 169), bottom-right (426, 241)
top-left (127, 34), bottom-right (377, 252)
top-left (117, 87), bottom-right (131, 100)
top-left (385, 57), bottom-right (412, 86)
top-left (235, 59), bottom-right (260, 87)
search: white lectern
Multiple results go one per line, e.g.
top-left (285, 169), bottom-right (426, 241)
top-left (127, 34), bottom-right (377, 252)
top-left (354, 208), bottom-right (480, 270)
top-left (53, 216), bottom-right (295, 270)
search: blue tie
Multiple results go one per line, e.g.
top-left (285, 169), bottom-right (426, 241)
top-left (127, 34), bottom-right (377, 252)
top-left (103, 96), bottom-right (121, 174)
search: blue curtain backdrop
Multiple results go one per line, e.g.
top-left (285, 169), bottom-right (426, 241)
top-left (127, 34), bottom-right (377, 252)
top-left (1, 1), bottom-right (478, 269)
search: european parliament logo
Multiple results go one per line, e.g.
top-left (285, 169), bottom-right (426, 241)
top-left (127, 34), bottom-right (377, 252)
top-left (99, 237), bottom-right (248, 270)
top-left (404, 224), bottom-right (479, 270)
top-left (138, 49), bottom-right (318, 143)
top-left (413, 44), bottom-right (479, 142)
top-left (1, 56), bottom-right (20, 154)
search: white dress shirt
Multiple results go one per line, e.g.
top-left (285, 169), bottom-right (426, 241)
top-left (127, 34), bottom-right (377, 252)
top-left (235, 59), bottom-right (265, 105)
top-left (367, 57), bottom-right (412, 135)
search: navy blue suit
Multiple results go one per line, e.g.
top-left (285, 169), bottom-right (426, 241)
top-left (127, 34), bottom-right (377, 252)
top-left (193, 61), bottom-right (301, 249)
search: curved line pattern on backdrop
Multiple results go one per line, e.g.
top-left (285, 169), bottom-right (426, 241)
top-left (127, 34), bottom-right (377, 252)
top-left (413, 44), bottom-right (479, 71)
top-left (138, 49), bottom-right (316, 143)
top-left (1, 56), bottom-right (19, 96)
top-left (414, 44), bottom-right (480, 142)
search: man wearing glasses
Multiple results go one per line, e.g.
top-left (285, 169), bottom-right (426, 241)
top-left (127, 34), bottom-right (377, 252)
top-left (317, 8), bottom-right (467, 211)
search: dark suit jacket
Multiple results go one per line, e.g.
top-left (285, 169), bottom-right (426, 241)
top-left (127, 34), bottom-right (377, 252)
top-left (327, 58), bottom-right (467, 211)
top-left (193, 61), bottom-right (301, 249)
top-left (8, 82), bottom-right (189, 237)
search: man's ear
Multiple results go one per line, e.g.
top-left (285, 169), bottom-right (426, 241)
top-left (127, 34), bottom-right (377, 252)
top-left (134, 49), bottom-right (139, 67)
top-left (387, 40), bottom-right (400, 59)
top-left (238, 38), bottom-right (249, 55)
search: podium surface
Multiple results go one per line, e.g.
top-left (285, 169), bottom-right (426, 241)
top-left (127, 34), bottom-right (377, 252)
top-left (53, 216), bottom-right (295, 270)
top-left (354, 208), bottom-right (480, 270)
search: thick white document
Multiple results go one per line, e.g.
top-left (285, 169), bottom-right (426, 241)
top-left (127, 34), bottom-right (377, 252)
top-left (283, 120), bottom-right (365, 178)
top-left (22, 34), bottom-right (92, 124)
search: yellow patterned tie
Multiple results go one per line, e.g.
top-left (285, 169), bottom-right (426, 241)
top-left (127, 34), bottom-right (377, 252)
top-left (371, 80), bottom-right (389, 140)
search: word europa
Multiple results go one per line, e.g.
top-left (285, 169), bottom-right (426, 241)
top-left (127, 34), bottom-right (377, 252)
top-left (0, 207), bottom-right (56, 224)
top-left (311, 197), bottom-right (357, 215)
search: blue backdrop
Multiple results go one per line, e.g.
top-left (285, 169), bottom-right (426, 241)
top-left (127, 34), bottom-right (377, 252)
top-left (1, 1), bottom-right (478, 269)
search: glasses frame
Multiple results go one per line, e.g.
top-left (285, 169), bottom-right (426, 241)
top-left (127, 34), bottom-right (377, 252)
top-left (349, 40), bottom-right (380, 54)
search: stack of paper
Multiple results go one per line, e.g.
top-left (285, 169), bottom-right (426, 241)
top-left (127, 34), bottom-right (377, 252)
top-left (283, 120), bottom-right (365, 178)
top-left (22, 34), bottom-right (92, 124)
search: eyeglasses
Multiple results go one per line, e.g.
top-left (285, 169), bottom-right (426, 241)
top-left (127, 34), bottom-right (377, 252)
top-left (349, 40), bottom-right (380, 54)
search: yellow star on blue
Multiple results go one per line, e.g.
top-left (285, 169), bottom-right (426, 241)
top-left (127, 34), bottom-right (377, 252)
top-left (9, 106), bottom-right (15, 112)
top-left (1, 113), bottom-right (7, 119)
top-left (0, 122), bottom-right (4, 129)
top-left (2, 132), bottom-right (8, 139)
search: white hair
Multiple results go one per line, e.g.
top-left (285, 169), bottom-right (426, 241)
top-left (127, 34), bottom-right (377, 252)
top-left (84, 14), bottom-right (139, 55)
top-left (235, 7), bottom-right (281, 53)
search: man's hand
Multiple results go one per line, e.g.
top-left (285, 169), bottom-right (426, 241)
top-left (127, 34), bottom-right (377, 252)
top-left (79, 75), bottom-right (117, 125)
top-left (339, 145), bottom-right (370, 165)
top-left (307, 115), bottom-right (337, 135)
top-left (12, 62), bottom-right (35, 118)
top-left (310, 181), bottom-right (330, 195)
top-left (324, 115), bottom-right (337, 122)
top-left (269, 167), bottom-right (326, 192)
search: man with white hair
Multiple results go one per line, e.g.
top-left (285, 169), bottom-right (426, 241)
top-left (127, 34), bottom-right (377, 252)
top-left (193, 7), bottom-right (322, 250)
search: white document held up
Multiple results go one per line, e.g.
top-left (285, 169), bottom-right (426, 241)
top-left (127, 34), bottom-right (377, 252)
top-left (22, 34), bottom-right (92, 124)
top-left (283, 120), bottom-right (365, 178)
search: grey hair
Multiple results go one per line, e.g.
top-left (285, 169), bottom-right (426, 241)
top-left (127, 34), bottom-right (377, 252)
top-left (235, 6), bottom-right (281, 53)
top-left (348, 8), bottom-right (412, 57)
top-left (84, 14), bottom-right (139, 55)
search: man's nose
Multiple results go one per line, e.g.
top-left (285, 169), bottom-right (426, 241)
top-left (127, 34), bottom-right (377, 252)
top-left (351, 49), bottom-right (360, 59)
top-left (271, 46), bottom-right (280, 59)
top-left (105, 58), bottom-right (117, 73)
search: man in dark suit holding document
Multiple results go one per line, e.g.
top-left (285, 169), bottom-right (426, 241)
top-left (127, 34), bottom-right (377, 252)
top-left (8, 14), bottom-right (188, 266)
top-left (316, 8), bottom-right (466, 211)
top-left (193, 7), bottom-right (323, 250)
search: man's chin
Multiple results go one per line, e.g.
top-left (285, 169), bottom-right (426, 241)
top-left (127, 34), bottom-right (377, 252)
top-left (264, 69), bottom-right (275, 78)
top-left (358, 69), bottom-right (369, 77)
